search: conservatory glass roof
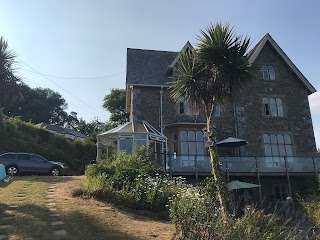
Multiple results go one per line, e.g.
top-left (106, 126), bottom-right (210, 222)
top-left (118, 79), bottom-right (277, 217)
top-left (97, 121), bottom-right (167, 142)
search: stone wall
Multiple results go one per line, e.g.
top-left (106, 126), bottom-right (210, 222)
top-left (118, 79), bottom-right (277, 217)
top-left (128, 41), bottom-right (317, 157)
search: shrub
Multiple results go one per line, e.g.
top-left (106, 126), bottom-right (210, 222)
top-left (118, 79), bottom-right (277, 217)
top-left (0, 116), bottom-right (96, 173)
top-left (168, 179), bottom-right (314, 240)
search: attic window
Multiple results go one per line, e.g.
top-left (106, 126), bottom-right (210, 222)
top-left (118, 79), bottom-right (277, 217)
top-left (262, 65), bottom-right (275, 80)
top-left (185, 47), bottom-right (192, 56)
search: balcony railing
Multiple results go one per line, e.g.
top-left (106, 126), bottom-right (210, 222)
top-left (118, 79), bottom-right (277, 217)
top-left (169, 155), bottom-right (320, 175)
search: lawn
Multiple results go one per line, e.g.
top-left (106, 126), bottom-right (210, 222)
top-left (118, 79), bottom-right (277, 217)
top-left (0, 176), bottom-right (175, 240)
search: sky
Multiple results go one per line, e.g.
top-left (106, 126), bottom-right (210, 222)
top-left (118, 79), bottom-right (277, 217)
top-left (0, 0), bottom-right (319, 148)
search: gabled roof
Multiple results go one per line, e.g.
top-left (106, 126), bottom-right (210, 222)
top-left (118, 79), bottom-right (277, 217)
top-left (168, 41), bottom-right (193, 69)
top-left (247, 33), bottom-right (316, 95)
top-left (126, 48), bottom-right (177, 86)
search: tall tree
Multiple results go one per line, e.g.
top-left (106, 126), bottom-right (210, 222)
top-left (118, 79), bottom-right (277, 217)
top-left (103, 88), bottom-right (129, 125)
top-left (5, 87), bottom-right (69, 125)
top-left (0, 37), bottom-right (23, 107)
top-left (169, 23), bottom-right (252, 217)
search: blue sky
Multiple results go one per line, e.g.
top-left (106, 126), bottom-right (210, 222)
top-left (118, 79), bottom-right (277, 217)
top-left (1, 0), bottom-right (319, 148)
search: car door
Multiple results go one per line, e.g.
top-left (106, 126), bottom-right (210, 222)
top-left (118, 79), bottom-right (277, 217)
top-left (31, 155), bottom-right (51, 173)
top-left (16, 154), bottom-right (34, 172)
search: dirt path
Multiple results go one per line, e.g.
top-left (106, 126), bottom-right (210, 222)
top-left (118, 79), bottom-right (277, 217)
top-left (0, 176), bottom-right (175, 240)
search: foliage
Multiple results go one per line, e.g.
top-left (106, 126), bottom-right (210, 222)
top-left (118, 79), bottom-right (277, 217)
top-left (86, 147), bottom-right (160, 189)
top-left (0, 36), bottom-right (23, 108)
top-left (303, 195), bottom-right (320, 227)
top-left (103, 88), bottom-right (129, 124)
top-left (169, 179), bottom-right (314, 240)
top-left (3, 86), bottom-right (69, 125)
top-left (0, 116), bottom-right (96, 173)
top-left (169, 22), bottom-right (253, 217)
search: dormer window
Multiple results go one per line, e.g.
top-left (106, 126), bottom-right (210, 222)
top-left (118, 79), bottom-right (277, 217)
top-left (262, 65), bottom-right (275, 80)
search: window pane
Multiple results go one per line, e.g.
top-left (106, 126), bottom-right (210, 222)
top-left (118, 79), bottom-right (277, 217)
top-left (196, 131), bottom-right (203, 141)
top-left (262, 66), bottom-right (269, 80)
top-left (278, 145), bottom-right (286, 156)
top-left (173, 131), bottom-right (178, 141)
top-left (276, 98), bottom-right (284, 117)
top-left (262, 97), bottom-right (269, 104)
top-left (17, 154), bottom-right (31, 160)
top-left (179, 102), bottom-right (185, 114)
top-left (277, 134), bottom-right (284, 144)
top-left (285, 145), bottom-right (293, 156)
top-left (269, 98), bottom-right (277, 116)
top-left (189, 142), bottom-right (196, 155)
top-left (263, 98), bottom-right (270, 116)
top-left (263, 134), bottom-right (270, 143)
top-left (284, 134), bottom-right (291, 144)
top-left (173, 143), bottom-right (178, 154)
top-left (264, 144), bottom-right (272, 156)
top-left (119, 140), bottom-right (133, 154)
top-left (269, 66), bottom-right (275, 80)
top-left (266, 157), bottom-right (273, 167)
top-left (188, 131), bottom-right (195, 141)
top-left (197, 142), bottom-right (204, 155)
top-left (214, 104), bottom-right (221, 116)
top-left (181, 131), bottom-right (187, 141)
top-left (181, 142), bottom-right (188, 155)
top-left (271, 144), bottom-right (279, 156)
top-left (270, 134), bottom-right (277, 144)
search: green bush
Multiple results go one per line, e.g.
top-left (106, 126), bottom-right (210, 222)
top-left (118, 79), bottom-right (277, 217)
top-left (0, 116), bottom-right (96, 173)
top-left (168, 179), bottom-right (314, 240)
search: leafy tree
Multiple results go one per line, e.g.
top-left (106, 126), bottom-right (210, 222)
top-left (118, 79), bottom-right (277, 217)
top-left (0, 37), bottom-right (23, 108)
top-left (4, 87), bottom-right (69, 125)
top-left (65, 111), bottom-right (79, 130)
top-left (169, 23), bottom-right (252, 217)
top-left (103, 88), bottom-right (129, 124)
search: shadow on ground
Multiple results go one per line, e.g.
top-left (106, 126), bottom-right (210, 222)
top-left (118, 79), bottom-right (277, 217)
top-left (0, 203), bottom-right (140, 240)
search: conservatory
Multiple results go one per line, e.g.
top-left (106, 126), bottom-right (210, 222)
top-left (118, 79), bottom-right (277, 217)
top-left (96, 121), bottom-right (167, 165)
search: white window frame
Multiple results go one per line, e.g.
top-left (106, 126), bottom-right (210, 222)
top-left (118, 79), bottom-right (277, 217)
top-left (262, 65), bottom-right (276, 80)
top-left (263, 133), bottom-right (293, 168)
top-left (262, 97), bottom-right (284, 117)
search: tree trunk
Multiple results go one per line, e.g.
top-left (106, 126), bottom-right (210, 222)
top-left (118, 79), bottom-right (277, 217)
top-left (207, 119), bottom-right (228, 219)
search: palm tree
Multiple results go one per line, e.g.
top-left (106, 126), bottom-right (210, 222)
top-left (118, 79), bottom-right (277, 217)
top-left (169, 23), bottom-right (252, 217)
top-left (0, 36), bottom-right (23, 108)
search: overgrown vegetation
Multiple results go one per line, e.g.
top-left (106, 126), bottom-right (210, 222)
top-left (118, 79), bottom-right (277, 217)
top-left (0, 115), bottom-right (96, 173)
top-left (80, 148), bottom-right (319, 239)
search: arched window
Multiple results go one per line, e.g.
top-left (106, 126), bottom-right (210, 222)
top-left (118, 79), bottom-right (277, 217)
top-left (263, 97), bottom-right (284, 117)
top-left (178, 130), bottom-right (206, 166)
top-left (263, 133), bottom-right (293, 167)
top-left (262, 65), bottom-right (276, 80)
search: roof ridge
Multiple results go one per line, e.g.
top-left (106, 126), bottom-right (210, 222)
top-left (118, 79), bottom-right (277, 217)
top-left (127, 48), bottom-right (178, 54)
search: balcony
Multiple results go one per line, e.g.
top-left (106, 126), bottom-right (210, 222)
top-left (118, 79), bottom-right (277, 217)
top-left (169, 155), bottom-right (320, 176)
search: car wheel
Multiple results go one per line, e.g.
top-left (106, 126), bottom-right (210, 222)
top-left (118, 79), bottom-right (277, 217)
top-left (51, 167), bottom-right (60, 176)
top-left (6, 165), bottom-right (19, 176)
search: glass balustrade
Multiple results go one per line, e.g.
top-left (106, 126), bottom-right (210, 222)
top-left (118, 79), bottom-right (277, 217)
top-left (169, 155), bottom-right (319, 174)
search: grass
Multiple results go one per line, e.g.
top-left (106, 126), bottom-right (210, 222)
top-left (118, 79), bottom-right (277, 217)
top-left (0, 176), bottom-right (175, 240)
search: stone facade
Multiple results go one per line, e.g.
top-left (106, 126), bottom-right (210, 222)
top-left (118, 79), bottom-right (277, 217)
top-left (126, 35), bottom-right (317, 160)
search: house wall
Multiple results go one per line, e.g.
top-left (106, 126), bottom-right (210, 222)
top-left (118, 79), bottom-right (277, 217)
top-left (233, 42), bottom-right (317, 157)
top-left (128, 41), bottom-right (317, 158)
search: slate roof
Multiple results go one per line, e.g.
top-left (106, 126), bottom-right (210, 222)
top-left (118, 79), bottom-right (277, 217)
top-left (35, 122), bottom-right (87, 139)
top-left (127, 35), bottom-right (316, 94)
top-left (126, 48), bottom-right (177, 86)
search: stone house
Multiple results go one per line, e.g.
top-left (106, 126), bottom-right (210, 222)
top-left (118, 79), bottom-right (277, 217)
top-left (98, 34), bottom-right (318, 203)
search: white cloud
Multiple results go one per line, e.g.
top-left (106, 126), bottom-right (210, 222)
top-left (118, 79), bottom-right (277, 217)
top-left (309, 92), bottom-right (320, 149)
top-left (309, 91), bottom-right (320, 114)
